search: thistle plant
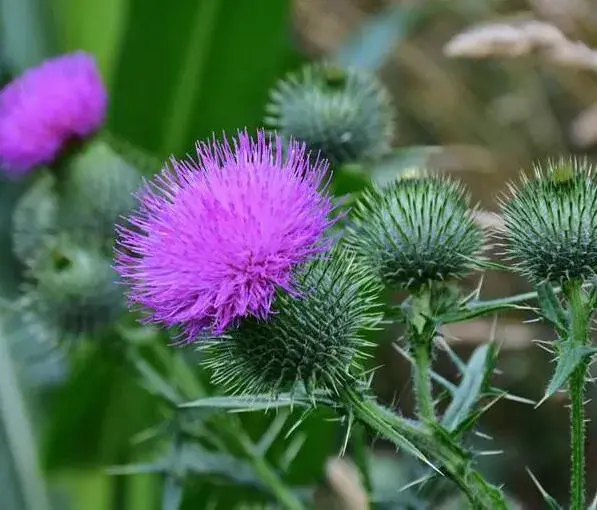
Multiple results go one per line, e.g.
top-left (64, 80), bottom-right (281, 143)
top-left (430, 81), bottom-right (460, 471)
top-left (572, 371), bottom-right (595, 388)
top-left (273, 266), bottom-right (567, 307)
top-left (265, 62), bottom-right (394, 166)
top-left (501, 158), bottom-right (597, 509)
top-left (5, 46), bottom-right (597, 510)
top-left (116, 133), bottom-right (509, 509)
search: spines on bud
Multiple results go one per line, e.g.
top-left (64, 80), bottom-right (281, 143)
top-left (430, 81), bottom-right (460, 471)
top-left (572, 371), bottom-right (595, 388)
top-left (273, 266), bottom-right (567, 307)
top-left (202, 250), bottom-right (382, 396)
top-left (265, 63), bottom-right (394, 165)
top-left (345, 176), bottom-right (484, 290)
top-left (501, 158), bottom-right (597, 283)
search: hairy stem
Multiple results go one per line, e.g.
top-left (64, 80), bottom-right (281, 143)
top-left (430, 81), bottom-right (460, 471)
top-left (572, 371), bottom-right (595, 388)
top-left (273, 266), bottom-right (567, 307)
top-left (413, 340), bottom-right (435, 423)
top-left (341, 387), bottom-right (507, 510)
top-left (565, 281), bottom-right (591, 510)
top-left (570, 362), bottom-right (587, 510)
top-left (409, 290), bottom-right (436, 423)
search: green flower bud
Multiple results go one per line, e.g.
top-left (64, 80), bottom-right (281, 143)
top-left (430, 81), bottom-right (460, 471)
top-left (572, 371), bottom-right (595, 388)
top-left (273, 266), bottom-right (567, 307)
top-left (57, 139), bottom-right (142, 248)
top-left (12, 171), bottom-right (58, 267)
top-left (346, 176), bottom-right (484, 289)
top-left (501, 158), bottom-right (597, 283)
top-left (203, 250), bottom-right (382, 395)
top-left (26, 243), bottom-right (123, 336)
top-left (265, 63), bottom-right (394, 165)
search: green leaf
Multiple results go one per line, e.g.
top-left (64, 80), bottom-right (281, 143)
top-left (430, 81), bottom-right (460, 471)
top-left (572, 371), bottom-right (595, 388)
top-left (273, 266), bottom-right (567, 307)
top-left (333, 3), bottom-right (424, 71)
top-left (536, 282), bottom-right (568, 332)
top-left (109, 0), bottom-right (298, 157)
top-left (180, 390), bottom-right (332, 412)
top-left (0, 315), bottom-right (52, 510)
top-left (437, 302), bottom-right (524, 325)
top-left (0, 0), bottom-right (51, 71)
top-left (131, 354), bottom-right (183, 406)
top-left (442, 344), bottom-right (497, 432)
top-left (539, 342), bottom-right (595, 406)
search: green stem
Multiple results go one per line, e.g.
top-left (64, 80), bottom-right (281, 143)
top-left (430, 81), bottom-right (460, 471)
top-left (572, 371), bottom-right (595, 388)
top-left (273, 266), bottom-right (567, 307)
top-left (409, 290), bottom-right (436, 423)
top-left (237, 434), bottom-right (304, 510)
top-left (413, 340), bottom-right (435, 423)
top-left (564, 280), bottom-right (591, 510)
top-left (570, 362), bottom-right (587, 510)
top-left (341, 387), bottom-right (507, 510)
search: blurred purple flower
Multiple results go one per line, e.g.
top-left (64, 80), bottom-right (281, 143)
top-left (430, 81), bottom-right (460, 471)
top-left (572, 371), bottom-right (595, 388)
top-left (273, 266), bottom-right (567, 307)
top-left (0, 51), bottom-right (107, 176)
top-left (115, 130), bottom-right (334, 342)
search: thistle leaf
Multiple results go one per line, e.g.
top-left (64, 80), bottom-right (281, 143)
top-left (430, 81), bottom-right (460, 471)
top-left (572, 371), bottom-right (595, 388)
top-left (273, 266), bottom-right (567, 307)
top-left (536, 282), bottom-right (568, 332)
top-left (180, 391), bottom-right (332, 412)
top-left (539, 341), bottom-right (595, 406)
top-left (442, 344), bottom-right (497, 432)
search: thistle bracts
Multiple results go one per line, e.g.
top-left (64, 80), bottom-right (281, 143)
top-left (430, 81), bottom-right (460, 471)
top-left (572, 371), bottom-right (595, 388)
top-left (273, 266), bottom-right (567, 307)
top-left (346, 176), bottom-right (484, 290)
top-left (202, 250), bottom-right (382, 396)
top-left (501, 157), bottom-right (597, 284)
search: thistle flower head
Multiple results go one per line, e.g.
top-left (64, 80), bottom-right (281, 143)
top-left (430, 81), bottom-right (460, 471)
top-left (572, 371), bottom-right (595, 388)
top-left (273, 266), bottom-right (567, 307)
top-left (501, 158), bottom-right (597, 283)
top-left (0, 51), bottom-right (107, 175)
top-left (203, 250), bottom-right (382, 395)
top-left (265, 63), bottom-right (394, 165)
top-left (345, 176), bottom-right (484, 289)
top-left (115, 130), bottom-right (334, 341)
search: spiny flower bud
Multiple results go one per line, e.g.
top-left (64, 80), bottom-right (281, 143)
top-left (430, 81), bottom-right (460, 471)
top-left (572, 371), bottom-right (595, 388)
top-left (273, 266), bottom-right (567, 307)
top-left (345, 176), bottom-right (484, 289)
top-left (203, 251), bottom-right (382, 396)
top-left (12, 172), bottom-right (58, 267)
top-left (265, 63), bottom-right (394, 166)
top-left (501, 158), bottom-right (597, 283)
top-left (57, 139), bottom-right (142, 247)
top-left (26, 244), bottom-right (122, 336)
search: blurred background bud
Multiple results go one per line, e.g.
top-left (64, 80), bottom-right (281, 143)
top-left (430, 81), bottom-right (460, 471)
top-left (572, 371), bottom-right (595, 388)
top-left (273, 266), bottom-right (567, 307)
top-left (25, 242), bottom-right (123, 338)
top-left (266, 63), bottom-right (394, 165)
top-left (56, 139), bottom-right (142, 249)
top-left (11, 171), bottom-right (57, 268)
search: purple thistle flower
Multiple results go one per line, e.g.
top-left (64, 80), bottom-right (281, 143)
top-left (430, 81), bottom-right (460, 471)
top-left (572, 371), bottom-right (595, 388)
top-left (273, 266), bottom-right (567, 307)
top-left (115, 130), bottom-right (334, 342)
top-left (0, 51), bottom-right (107, 176)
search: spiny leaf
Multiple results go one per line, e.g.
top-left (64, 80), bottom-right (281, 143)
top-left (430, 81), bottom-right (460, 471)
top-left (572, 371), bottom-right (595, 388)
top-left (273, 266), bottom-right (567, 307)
top-left (536, 282), bottom-right (568, 332)
top-left (538, 342), bottom-right (596, 406)
top-left (442, 344), bottom-right (497, 432)
top-left (180, 390), bottom-right (333, 412)
top-left (437, 302), bottom-right (525, 324)
top-left (526, 467), bottom-right (562, 509)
